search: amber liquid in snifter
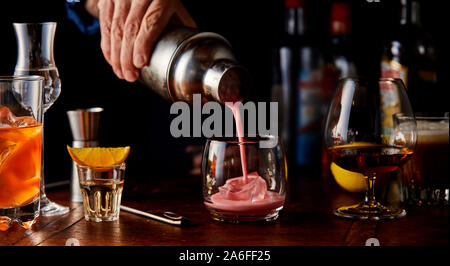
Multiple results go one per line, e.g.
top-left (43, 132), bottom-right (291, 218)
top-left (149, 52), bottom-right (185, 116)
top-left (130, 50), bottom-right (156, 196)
top-left (0, 121), bottom-right (42, 231)
top-left (329, 144), bottom-right (413, 176)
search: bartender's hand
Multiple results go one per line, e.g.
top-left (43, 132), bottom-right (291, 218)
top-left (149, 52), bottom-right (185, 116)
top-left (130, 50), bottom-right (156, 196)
top-left (86, 0), bottom-right (196, 82)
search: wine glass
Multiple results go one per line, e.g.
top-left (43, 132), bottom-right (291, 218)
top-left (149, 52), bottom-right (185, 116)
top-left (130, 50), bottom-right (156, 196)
top-left (324, 78), bottom-right (417, 220)
top-left (13, 22), bottom-right (69, 216)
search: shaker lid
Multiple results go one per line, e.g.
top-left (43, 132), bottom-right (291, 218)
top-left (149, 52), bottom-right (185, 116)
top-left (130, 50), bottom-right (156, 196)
top-left (203, 60), bottom-right (250, 103)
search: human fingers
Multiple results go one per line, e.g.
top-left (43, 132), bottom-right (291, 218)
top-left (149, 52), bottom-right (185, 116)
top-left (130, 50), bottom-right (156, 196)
top-left (120, 0), bottom-right (152, 82)
top-left (133, 0), bottom-right (176, 69)
top-left (110, 0), bottom-right (131, 79)
top-left (98, 0), bottom-right (114, 64)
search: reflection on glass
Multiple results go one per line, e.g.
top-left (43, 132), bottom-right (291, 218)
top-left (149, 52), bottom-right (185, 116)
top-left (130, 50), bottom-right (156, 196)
top-left (324, 78), bottom-right (417, 220)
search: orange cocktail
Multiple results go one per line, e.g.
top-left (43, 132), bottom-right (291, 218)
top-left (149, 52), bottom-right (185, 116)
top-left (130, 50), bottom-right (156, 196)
top-left (0, 107), bottom-right (42, 231)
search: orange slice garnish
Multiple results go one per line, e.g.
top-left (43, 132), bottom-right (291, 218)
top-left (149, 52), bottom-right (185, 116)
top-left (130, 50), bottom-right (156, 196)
top-left (67, 146), bottom-right (130, 167)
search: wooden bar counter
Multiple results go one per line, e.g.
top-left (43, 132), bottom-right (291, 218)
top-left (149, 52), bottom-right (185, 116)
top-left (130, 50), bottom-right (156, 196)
top-left (1, 175), bottom-right (448, 246)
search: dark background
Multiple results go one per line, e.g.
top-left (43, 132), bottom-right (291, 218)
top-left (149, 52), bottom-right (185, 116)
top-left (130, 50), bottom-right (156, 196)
top-left (0, 0), bottom-right (447, 188)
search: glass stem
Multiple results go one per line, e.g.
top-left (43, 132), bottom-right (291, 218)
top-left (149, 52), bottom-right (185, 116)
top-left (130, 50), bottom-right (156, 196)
top-left (364, 174), bottom-right (377, 207)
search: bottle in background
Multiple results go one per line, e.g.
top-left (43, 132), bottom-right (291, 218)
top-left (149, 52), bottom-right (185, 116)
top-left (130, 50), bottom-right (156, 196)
top-left (272, 0), bottom-right (305, 173)
top-left (273, 0), bottom-right (330, 178)
top-left (327, 2), bottom-right (357, 80)
top-left (296, 46), bottom-right (324, 177)
top-left (321, 2), bottom-right (358, 180)
top-left (381, 0), bottom-right (438, 112)
top-left (292, 0), bottom-right (325, 177)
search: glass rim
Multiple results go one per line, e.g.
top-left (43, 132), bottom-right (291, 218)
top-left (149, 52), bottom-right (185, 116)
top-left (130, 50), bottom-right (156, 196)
top-left (393, 112), bottom-right (416, 121)
top-left (13, 22), bottom-right (57, 26)
top-left (75, 162), bottom-right (126, 170)
top-left (0, 75), bottom-right (44, 81)
top-left (338, 77), bottom-right (404, 83)
top-left (415, 112), bottom-right (449, 120)
top-left (67, 107), bottom-right (104, 114)
top-left (208, 134), bottom-right (278, 144)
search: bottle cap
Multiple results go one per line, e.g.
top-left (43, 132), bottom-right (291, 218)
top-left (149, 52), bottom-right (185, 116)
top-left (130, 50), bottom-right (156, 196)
top-left (330, 2), bottom-right (351, 34)
top-left (203, 60), bottom-right (250, 103)
top-left (285, 0), bottom-right (304, 9)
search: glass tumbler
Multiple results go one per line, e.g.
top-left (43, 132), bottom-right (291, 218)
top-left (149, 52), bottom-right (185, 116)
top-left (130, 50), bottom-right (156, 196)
top-left (202, 135), bottom-right (287, 223)
top-left (0, 75), bottom-right (43, 231)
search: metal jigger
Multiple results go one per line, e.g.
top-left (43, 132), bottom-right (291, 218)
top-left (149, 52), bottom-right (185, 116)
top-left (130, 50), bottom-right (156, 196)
top-left (67, 107), bottom-right (103, 202)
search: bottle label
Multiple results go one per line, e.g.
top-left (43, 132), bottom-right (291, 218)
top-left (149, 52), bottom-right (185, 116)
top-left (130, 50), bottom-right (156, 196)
top-left (418, 69), bottom-right (437, 83)
top-left (381, 59), bottom-right (408, 87)
top-left (380, 58), bottom-right (407, 138)
top-left (379, 79), bottom-right (401, 140)
top-left (296, 68), bottom-right (323, 166)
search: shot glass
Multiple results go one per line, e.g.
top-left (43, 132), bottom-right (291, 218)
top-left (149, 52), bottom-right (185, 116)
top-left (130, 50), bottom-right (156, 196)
top-left (77, 163), bottom-right (126, 222)
top-left (202, 135), bottom-right (287, 223)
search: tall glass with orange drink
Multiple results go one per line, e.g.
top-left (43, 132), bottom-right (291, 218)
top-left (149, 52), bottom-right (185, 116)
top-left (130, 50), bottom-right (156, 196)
top-left (0, 76), bottom-right (43, 231)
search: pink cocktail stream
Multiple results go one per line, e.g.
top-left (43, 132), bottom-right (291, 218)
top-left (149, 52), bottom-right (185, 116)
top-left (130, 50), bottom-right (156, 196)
top-left (227, 102), bottom-right (248, 182)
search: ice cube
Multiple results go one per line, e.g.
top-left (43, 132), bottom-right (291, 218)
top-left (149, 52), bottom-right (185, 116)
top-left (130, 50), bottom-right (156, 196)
top-left (218, 173), bottom-right (268, 202)
top-left (0, 106), bottom-right (38, 128)
top-left (0, 139), bottom-right (16, 166)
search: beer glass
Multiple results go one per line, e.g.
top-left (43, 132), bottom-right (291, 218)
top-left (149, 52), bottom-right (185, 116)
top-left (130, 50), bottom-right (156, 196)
top-left (401, 113), bottom-right (449, 206)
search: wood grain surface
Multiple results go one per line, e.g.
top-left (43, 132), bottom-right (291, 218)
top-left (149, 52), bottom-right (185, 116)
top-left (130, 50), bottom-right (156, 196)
top-left (1, 176), bottom-right (448, 246)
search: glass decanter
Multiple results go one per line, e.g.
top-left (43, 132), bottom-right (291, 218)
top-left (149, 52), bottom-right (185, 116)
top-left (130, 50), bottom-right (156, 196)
top-left (14, 22), bottom-right (69, 216)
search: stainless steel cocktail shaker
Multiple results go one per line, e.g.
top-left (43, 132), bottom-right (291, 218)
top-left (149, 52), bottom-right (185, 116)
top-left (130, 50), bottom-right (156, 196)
top-left (140, 26), bottom-right (249, 104)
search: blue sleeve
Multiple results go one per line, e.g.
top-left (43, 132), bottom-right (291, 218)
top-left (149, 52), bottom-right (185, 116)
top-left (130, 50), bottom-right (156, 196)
top-left (66, 0), bottom-right (100, 35)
